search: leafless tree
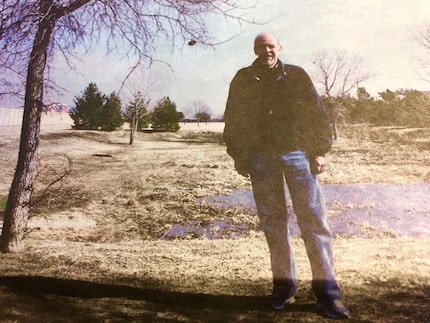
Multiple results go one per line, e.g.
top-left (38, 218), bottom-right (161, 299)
top-left (413, 22), bottom-right (430, 82)
top-left (311, 50), bottom-right (370, 137)
top-left (121, 67), bottom-right (159, 105)
top-left (0, 0), bottom-right (253, 252)
top-left (188, 100), bottom-right (212, 126)
top-left (415, 23), bottom-right (430, 50)
top-left (312, 50), bottom-right (370, 98)
top-left (125, 91), bottom-right (151, 145)
top-left (121, 67), bottom-right (158, 144)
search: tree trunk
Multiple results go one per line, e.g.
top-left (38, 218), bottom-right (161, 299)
top-left (0, 8), bottom-right (55, 253)
top-left (129, 127), bottom-right (135, 145)
top-left (129, 113), bottom-right (137, 145)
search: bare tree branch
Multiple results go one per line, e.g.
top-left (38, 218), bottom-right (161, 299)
top-left (0, 0), bottom-right (255, 102)
top-left (412, 22), bottom-right (430, 82)
top-left (0, 0), bottom-right (255, 252)
top-left (311, 49), bottom-right (371, 138)
top-left (312, 49), bottom-right (370, 98)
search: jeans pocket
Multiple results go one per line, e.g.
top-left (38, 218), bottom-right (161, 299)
top-left (280, 151), bottom-right (309, 172)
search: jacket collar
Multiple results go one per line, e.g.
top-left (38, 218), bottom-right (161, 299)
top-left (251, 59), bottom-right (288, 81)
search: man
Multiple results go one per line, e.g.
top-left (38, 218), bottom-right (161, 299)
top-left (223, 32), bottom-right (350, 319)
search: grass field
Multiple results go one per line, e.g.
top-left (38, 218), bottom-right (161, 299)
top-left (0, 123), bottom-right (429, 322)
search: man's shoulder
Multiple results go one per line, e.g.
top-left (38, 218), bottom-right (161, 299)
top-left (282, 63), bottom-right (306, 74)
top-left (232, 62), bottom-right (308, 80)
top-left (235, 65), bottom-right (253, 75)
top-left (231, 65), bottom-right (255, 83)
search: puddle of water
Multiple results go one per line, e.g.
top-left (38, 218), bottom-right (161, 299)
top-left (161, 181), bottom-right (430, 239)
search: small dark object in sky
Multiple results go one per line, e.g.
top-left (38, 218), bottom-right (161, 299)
top-left (188, 40), bottom-right (196, 46)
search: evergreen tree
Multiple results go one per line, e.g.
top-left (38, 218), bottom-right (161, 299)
top-left (152, 97), bottom-right (183, 132)
top-left (396, 90), bottom-right (430, 127)
top-left (347, 87), bottom-right (378, 124)
top-left (70, 84), bottom-right (124, 131)
top-left (70, 83), bottom-right (105, 130)
top-left (101, 92), bottom-right (124, 131)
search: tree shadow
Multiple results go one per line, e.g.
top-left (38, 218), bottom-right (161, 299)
top-left (1, 275), bottom-right (428, 321)
top-left (0, 275), bottom-right (317, 321)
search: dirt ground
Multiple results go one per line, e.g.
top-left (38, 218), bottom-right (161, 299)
top-left (0, 123), bottom-right (429, 322)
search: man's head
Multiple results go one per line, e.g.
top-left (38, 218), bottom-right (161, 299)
top-left (254, 32), bottom-right (282, 68)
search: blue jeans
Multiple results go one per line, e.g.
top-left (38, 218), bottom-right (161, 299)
top-left (250, 150), bottom-right (341, 300)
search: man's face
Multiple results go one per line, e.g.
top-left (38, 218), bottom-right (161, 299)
top-left (254, 34), bottom-right (282, 68)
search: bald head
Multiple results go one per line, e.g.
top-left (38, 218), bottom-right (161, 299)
top-left (253, 32), bottom-right (282, 68)
top-left (254, 32), bottom-right (280, 47)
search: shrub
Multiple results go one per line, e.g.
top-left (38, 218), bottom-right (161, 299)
top-left (70, 83), bottom-right (124, 131)
top-left (151, 97), bottom-right (183, 132)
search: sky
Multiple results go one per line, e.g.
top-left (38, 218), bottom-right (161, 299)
top-left (2, 0), bottom-right (430, 118)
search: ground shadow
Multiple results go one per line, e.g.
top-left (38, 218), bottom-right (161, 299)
top-left (0, 275), bottom-right (428, 322)
top-left (0, 275), bottom-right (317, 322)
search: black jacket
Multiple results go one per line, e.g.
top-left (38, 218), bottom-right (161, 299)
top-left (223, 59), bottom-right (333, 162)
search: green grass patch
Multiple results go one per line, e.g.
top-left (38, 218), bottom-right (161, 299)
top-left (0, 196), bottom-right (7, 211)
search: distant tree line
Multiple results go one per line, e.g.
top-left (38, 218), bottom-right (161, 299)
top-left (70, 83), bottom-right (184, 133)
top-left (310, 49), bottom-right (430, 136)
top-left (325, 87), bottom-right (430, 129)
top-left (72, 82), bottom-right (430, 136)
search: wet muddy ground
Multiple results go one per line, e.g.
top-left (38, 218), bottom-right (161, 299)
top-left (172, 180), bottom-right (430, 239)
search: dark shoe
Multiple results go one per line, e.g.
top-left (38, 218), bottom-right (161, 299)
top-left (271, 295), bottom-right (295, 310)
top-left (270, 285), bottom-right (296, 310)
top-left (316, 299), bottom-right (350, 319)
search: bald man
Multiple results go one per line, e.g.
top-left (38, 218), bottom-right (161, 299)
top-left (223, 32), bottom-right (350, 319)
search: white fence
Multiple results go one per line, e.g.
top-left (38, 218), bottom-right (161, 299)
top-left (0, 108), bottom-right (73, 134)
top-left (0, 108), bottom-right (226, 135)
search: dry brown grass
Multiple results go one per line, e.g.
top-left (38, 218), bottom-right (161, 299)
top-left (0, 123), bottom-right (429, 322)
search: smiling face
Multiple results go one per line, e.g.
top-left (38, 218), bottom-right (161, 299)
top-left (254, 33), bottom-right (282, 68)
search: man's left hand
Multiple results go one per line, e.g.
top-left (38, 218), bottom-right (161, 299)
top-left (312, 156), bottom-right (326, 174)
